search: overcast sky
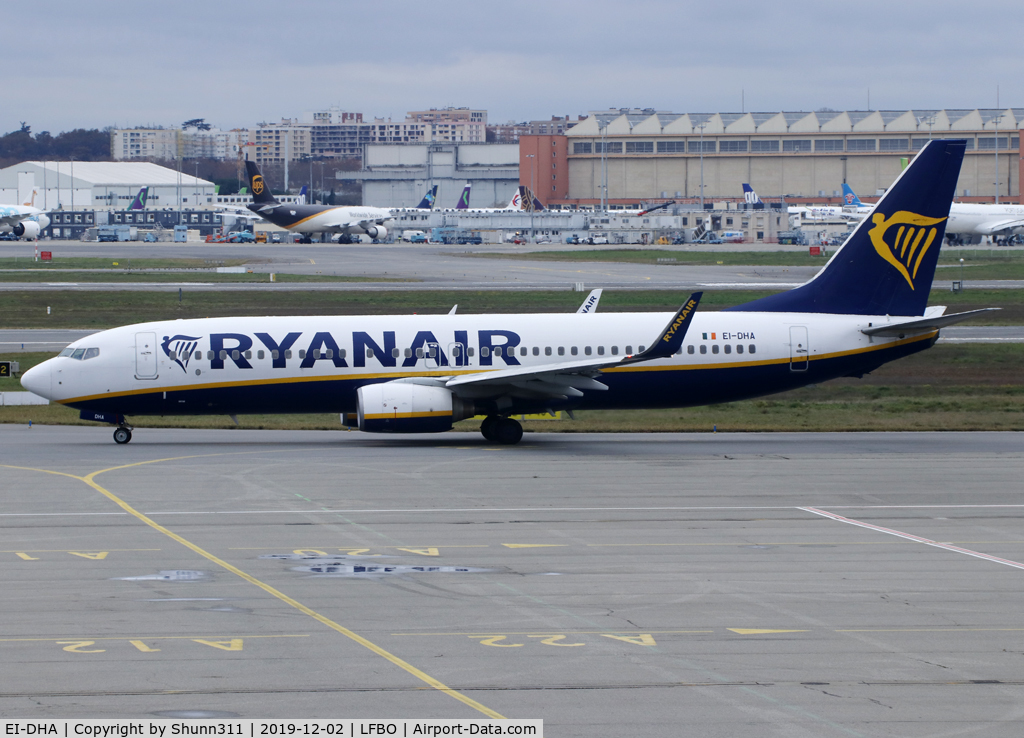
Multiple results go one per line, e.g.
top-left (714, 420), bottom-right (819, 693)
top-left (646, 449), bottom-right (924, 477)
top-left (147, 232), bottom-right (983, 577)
top-left (5, 0), bottom-right (1022, 135)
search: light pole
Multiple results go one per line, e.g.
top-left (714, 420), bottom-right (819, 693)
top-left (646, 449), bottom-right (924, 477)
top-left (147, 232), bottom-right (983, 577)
top-left (600, 124), bottom-right (608, 213)
top-left (69, 156), bottom-right (75, 213)
top-left (525, 153), bottom-right (535, 242)
top-left (993, 112), bottom-right (1003, 203)
top-left (696, 120), bottom-right (709, 211)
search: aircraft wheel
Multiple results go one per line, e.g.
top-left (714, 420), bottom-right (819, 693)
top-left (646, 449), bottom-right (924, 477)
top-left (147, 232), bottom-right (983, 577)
top-left (493, 417), bottom-right (523, 445)
top-left (480, 415), bottom-right (499, 442)
top-left (113, 427), bottom-right (132, 445)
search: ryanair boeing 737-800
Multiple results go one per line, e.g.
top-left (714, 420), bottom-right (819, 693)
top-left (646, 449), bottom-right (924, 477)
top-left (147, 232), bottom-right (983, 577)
top-left (22, 140), bottom-right (995, 445)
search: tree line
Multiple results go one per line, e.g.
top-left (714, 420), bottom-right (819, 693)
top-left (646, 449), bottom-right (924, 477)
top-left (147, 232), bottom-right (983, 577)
top-left (0, 124), bottom-right (112, 167)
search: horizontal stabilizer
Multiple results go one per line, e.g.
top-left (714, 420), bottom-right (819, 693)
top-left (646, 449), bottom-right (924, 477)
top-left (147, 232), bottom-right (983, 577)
top-left (861, 308), bottom-right (1001, 336)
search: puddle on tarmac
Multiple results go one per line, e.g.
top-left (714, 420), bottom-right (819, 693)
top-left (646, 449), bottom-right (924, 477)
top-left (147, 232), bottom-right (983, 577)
top-left (113, 570), bottom-right (212, 582)
top-left (260, 553), bottom-right (395, 561)
top-left (290, 561), bottom-right (494, 577)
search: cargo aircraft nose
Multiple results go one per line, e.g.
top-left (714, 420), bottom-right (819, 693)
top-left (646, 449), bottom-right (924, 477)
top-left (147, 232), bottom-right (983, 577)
top-left (20, 360), bottom-right (52, 399)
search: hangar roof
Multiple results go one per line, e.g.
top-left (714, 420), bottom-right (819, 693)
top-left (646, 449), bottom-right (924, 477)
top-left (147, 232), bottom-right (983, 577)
top-left (2, 161), bottom-right (210, 187)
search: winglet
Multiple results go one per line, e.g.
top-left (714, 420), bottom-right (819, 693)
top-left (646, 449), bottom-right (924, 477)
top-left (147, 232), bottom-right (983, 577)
top-left (627, 292), bottom-right (702, 363)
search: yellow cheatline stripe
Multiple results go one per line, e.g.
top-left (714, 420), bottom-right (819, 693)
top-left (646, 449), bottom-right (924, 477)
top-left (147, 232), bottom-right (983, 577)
top-left (364, 411), bottom-right (452, 420)
top-left (57, 330), bottom-right (937, 405)
top-left (1, 459), bottom-right (505, 720)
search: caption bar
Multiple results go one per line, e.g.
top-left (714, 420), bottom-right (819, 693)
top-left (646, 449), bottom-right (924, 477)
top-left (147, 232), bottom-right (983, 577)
top-left (1, 721), bottom-right (542, 738)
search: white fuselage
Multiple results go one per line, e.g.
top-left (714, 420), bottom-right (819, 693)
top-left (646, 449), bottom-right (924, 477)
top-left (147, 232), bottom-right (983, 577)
top-left (946, 203), bottom-right (1024, 235)
top-left (23, 311), bottom-right (934, 417)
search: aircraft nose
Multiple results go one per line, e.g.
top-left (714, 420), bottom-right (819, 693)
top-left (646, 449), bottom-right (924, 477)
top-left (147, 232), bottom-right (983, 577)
top-left (21, 360), bottom-right (52, 399)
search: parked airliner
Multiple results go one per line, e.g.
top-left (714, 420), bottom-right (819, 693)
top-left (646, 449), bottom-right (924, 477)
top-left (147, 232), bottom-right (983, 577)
top-left (0, 203), bottom-right (50, 240)
top-left (23, 140), bottom-right (994, 445)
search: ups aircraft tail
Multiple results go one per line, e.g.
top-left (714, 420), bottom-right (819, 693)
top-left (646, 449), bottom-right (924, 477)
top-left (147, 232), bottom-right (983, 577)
top-left (245, 160), bottom-right (278, 206)
top-left (730, 139), bottom-right (966, 317)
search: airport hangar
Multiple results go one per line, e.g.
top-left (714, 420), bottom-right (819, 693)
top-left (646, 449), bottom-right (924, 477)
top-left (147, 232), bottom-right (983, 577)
top-left (517, 107), bottom-right (1023, 209)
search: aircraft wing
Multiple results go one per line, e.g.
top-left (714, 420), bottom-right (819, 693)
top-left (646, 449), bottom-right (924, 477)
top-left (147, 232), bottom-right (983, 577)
top-left (0, 206), bottom-right (36, 227)
top-left (976, 218), bottom-right (1024, 235)
top-left (445, 293), bottom-right (701, 400)
top-left (861, 308), bottom-right (1001, 337)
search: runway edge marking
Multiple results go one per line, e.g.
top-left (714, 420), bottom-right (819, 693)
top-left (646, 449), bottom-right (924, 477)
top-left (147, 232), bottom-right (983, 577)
top-left (0, 460), bottom-right (506, 720)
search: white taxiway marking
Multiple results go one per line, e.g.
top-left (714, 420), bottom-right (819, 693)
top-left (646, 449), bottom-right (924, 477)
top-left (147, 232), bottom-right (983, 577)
top-left (801, 506), bottom-right (1024, 571)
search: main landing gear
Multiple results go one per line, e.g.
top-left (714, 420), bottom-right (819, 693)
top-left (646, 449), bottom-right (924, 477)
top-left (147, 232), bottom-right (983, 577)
top-left (480, 415), bottom-right (523, 445)
top-left (113, 424), bottom-right (133, 444)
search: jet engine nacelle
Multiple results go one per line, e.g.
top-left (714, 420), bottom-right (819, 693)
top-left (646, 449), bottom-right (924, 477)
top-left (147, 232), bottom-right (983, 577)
top-left (364, 225), bottom-right (387, 240)
top-left (14, 221), bottom-right (40, 240)
top-left (355, 381), bottom-right (474, 433)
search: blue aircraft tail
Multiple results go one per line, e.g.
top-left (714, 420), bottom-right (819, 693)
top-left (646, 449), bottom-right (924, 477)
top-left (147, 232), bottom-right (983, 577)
top-left (298, 185), bottom-right (308, 204)
top-left (741, 183), bottom-right (762, 205)
top-left (455, 183), bottom-right (471, 210)
top-left (842, 183), bottom-right (865, 208)
top-left (128, 187), bottom-right (148, 210)
top-left (729, 139), bottom-right (966, 317)
top-left (417, 185), bottom-right (438, 210)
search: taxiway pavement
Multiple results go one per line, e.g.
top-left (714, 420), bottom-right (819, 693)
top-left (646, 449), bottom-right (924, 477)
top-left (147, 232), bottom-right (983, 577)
top-left (2, 427), bottom-right (1024, 735)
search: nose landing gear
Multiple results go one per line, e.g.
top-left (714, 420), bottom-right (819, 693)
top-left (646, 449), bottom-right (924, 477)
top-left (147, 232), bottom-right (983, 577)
top-left (480, 415), bottom-right (523, 445)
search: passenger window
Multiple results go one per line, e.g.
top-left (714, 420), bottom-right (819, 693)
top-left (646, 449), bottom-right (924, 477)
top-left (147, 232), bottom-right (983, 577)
top-left (392, 348), bottom-right (400, 358)
top-left (452, 346), bottom-right (461, 357)
top-left (724, 345), bottom-right (731, 355)
top-left (687, 345), bottom-right (694, 354)
top-left (207, 350), bottom-right (214, 360)
top-left (244, 350), bottom-right (252, 359)
top-left (712, 345), bottom-right (719, 354)
top-left (611, 346), bottom-right (618, 355)
top-left (626, 345), bottom-right (633, 354)
top-left (416, 347), bottom-right (424, 358)
top-left (219, 350), bottom-right (227, 360)
top-left (494, 347), bottom-right (502, 357)
top-left (339, 349), bottom-right (346, 358)
top-left (532, 346), bottom-right (539, 356)
top-left (285, 350), bottom-right (292, 359)
top-left (404, 348), bottom-right (412, 358)
top-left (270, 350), bottom-right (278, 359)
top-left (545, 347), bottom-right (552, 356)
top-left (167, 351), bottom-right (177, 361)
top-left (231, 350), bottom-right (240, 360)
top-left (428, 346), bottom-right (436, 357)
top-left (325, 349), bottom-right (334, 359)
top-left (521, 346), bottom-right (528, 356)
top-left (597, 346), bottom-right (605, 356)
top-left (749, 344), bottom-right (756, 354)
top-left (298, 350), bottom-right (305, 359)
top-left (366, 348), bottom-right (374, 358)
top-left (481, 347), bottom-right (490, 357)
top-left (585, 346), bottom-right (592, 356)
top-left (71, 349), bottom-right (85, 360)
top-left (558, 347), bottom-right (565, 356)
top-left (699, 345), bottom-right (707, 354)
top-left (313, 349), bottom-right (321, 359)
top-left (639, 345), bottom-right (645, 352)
top-left (468, 347), bottom-right (475, 357)
top-left (84, 348), bottom-right (99, 360)
top-left (736, 345), bottom-right (744, 354)
top-left (194, 351), bottom-right (201, 360)
top-left (571, 347), bottom-right (578, 356)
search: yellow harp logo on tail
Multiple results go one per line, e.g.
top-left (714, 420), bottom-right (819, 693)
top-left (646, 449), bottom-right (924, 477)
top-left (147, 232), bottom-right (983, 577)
top-left (251, 175), bottom-right (265, 196)
top-left (868, 211), bottom-right (947, 290)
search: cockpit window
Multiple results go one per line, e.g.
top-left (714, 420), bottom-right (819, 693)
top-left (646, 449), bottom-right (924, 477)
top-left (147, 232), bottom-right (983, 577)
top-left (59, 348), bottom-right (74, 357)
top-left (84, 348), bottom-right (100, 360)
top-left (71, 349), bottom-right (86, 360)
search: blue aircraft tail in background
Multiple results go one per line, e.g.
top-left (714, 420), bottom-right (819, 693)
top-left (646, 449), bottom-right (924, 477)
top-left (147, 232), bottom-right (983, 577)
top-left (417, 185), bottom-right (438, 210)
top-left (298, 185), bottom-right (308, 204)
top-left (842, 183), bottom-right (866, 208)
top-left (741, 183), bottom-right (762, 205)
top-left (127, 187), bottom-right (148, 210)
top-left (729, 139), bottom-right (966, 317)
top-left (455, 183), bottom-right (471, 210)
